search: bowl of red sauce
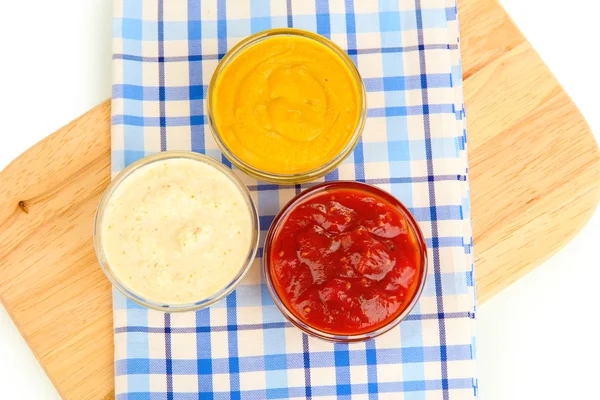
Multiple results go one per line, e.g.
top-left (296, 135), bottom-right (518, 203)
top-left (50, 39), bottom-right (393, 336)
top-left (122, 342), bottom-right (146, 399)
top-left (264, 181), bottom-right (428, 342)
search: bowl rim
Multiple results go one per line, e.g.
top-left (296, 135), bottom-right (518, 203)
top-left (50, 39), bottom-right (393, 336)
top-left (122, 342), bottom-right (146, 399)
top-left (262, 181), bottom-right (429, 342)
top-left (93, 151), bottom-right (260, 312)
top-left (206, 28), bottom-right (367, 185)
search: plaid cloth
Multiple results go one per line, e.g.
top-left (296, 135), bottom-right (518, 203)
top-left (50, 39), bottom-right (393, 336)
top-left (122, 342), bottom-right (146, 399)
top-left (111, 0), bottom-right (477, 398)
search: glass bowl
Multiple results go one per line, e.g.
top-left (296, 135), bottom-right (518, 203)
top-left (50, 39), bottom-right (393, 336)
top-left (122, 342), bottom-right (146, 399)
top-left (263, 181), bottom-right (428, 342)
top-left (207, 28), bottom-right (367, 184)
top-left (94, 151), bottom-right (260, 312)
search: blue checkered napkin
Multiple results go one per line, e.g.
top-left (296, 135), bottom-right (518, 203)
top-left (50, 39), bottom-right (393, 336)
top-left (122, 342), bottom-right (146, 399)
top-left (111, 0), bottom-right (476, 398)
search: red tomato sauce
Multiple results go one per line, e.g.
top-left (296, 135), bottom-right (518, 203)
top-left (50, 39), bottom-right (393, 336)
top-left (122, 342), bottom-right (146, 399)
top-left (267, 183), bottom-right (426, 336)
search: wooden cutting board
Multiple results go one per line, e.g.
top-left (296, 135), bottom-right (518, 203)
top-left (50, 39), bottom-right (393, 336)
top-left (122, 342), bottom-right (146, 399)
top-left (1, 0), bottom-right (599, 398)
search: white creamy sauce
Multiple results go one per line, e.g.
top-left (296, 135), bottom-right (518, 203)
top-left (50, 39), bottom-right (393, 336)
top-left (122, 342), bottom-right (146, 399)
top-left (101, 158), bottom-right (253, 305)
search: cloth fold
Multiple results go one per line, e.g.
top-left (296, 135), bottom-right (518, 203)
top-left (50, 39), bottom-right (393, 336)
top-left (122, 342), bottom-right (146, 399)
top-left (111, 0), bottom-right (477, 398)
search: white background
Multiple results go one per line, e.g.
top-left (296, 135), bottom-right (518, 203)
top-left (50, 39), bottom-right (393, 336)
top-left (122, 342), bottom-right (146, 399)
top-left (0, 1), bottom-right (599, 399)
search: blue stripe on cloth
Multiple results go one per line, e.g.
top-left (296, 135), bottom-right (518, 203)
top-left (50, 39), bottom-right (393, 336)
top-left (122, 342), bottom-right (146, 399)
top-left (364, 138), bottom-right (460, 162)
top-left (196, 309), bottom-right (212, 392)
top-left (285, 0), bottom-right (292, 28)
top-left (302, 334), bottom-right (312, 399)
top-left (157, 0), bottom-right (167, 151)
top-left (217, 0), bottom-right (227, 58)
top-left (122, 125), bottom-right (145, 152)
top-left (114, 53), bottom-right (219, 61)
top-left (227, 19), bottom-right (251, 38)
top-left (113, 115), bottom-right (205, 126)
top-left (126, 308), bottom-right (149, 392)
top-left (217, 0), bottom-right (230, 173)
top-left (316, 0), bottom-right (331, 39)
top-left (162, 21), bottom-right (189, 40)
top-left (112, 43), bottom-right (458, 62)
top-left (334, 343), bottom-right (352, 396)
top-left (116, 376), bottom-right (473, 400)
top-left (292, 14), bottom-right (317, 32)
top-left (363, 73), bottom-right (452, 91)
top-left (415, 1), bottom-right (450, 398)
top-left (366, 340), bottom-right (378, 400)
top-left (239, 175), bottom-right (466, 192)
top-left (400, 315), bottom-right (425, 393)
top-left (446, 6), bottom-right (457, 21)
top-left (115, 306), bottom-right (471, 334)
top-left (114, 313), bottom-right (471, 335)
top-left (250, 0), bottom-right (272, 33)
top-left (119, 59), bottom-right (142, 86)
top-left (258, 184), bottom-right (289, 396)
top-left (112, 76), bottom-right (453, 103)
top-left (188, 0), bottom-right (204, 154)
top-left (113, 84), bottom-right (208, 100)
top-left (112, 76), bottom-right (456, 100)
top-left (226, 294), bottom-right (241, 397)
top-left (367, 104), bottom-right (454, 118)
top-left (345, 0), bottom-right (364, 183)
top-left (120, 18), bottom-right (142, 40)
top-left (115, 344), bottom-right (472, 375)
top-left (354, 13), bottom-right (381, 33)
top-left (164, 313), bottom-right (174, 400)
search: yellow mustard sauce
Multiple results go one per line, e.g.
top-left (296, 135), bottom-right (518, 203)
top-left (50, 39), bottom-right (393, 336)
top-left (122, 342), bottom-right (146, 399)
top-left (211, 35), bottom-right (362, 174)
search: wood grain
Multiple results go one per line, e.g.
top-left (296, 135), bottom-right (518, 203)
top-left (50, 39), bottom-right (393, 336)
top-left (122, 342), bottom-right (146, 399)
top-left (0, 0), bottom-right (599, 398)
top-left (0, 101), bottom-right (114, 400)
top-left (459, 2), bottom-right (600, 302)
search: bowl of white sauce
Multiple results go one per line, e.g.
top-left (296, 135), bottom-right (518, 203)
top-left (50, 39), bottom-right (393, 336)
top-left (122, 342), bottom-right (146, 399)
top-left (94, 151), bottom-right (259, 311)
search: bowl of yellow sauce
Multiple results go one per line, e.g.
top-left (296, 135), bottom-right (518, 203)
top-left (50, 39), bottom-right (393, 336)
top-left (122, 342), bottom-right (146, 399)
top-left (207, 28), bottom-right (366, 184)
